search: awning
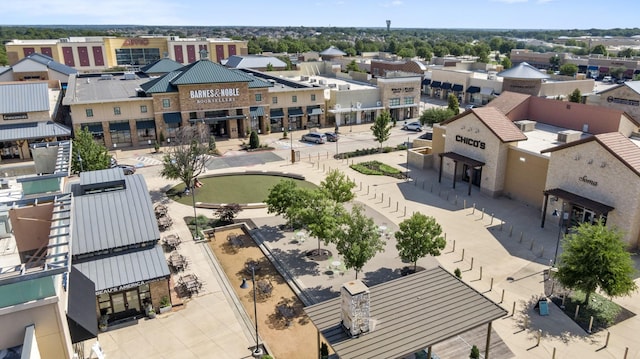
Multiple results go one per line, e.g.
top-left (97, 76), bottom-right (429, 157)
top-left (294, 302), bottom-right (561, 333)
top-left (66, 267), bottom-right (98, 344)
top-left (452, 84), bottom-right (464, 92)
top-left (599, 67), bottom-right (610, 73)
top-left (270, 109), bottom-right (284, 119)
top-left (135, 120), bottom-right (156, 130)
top-left (308, 107), bottom-right (323, 116)
top-left (422, 79), bottom-right (432, 85)
top-left (389, 103), bottom-right (418, 109)
top-left (163, 112), bottom-right (182, 124)
top-left (544, 188), bottom-right (614, 215)
top-left (480, 87), bottom-right (494, 96)
top-left (74, 245), bottom-right (170, 294)
top-left (467, 86), bottom-right (481, 94)
top-left (430, 81), bottom-right (442, 88)
top-left (249, 106), bottom-right (264, 117)
top-left (441, 82), bottom-right (452, 90)
top-left (288, 108), bottom-right (304, 117)
top-left (82, 124), bottom-right (103, 133)
top-left (189, 115), bottom-right (245, 124)
top-left (439, 152), bottom-right (485, 168)
top-left (109, 122), bottom-right (130, 132)
top-left (587, 66), bottom-right (599, 71)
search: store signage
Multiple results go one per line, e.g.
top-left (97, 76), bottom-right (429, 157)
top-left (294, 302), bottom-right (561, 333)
top-left (122, 38), bottom-right (149, 46)
top-left (455, 135), bottom-right (486, 150)
top-left (95, 278), bottom-right (164, 295)
top-left (607, 96), bottom-right (639, 106)
top-left (391, 87), bottom-right (415, 93)
top-left (579, 175), bottom-right (598, 186)
top-left (190, 88), bottom-right (240, 104)
top-left (3, 113), bottom-right (28, 120)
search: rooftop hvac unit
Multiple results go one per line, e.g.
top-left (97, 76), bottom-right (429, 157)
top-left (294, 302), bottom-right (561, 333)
top-left (329, 83), bottom-right (337, 88)
top-left (123, 72), bottom-right (136, 80)
top-left (319, 79), bottom-right (327, 85)
top-left (310, 78), bottom-right (316, 83)
top-left (557, 130), bottom-right (582, 143)
top-left (514, 120), bottom-right (536, 132)
top-left (301, 76), bottom-right (309, 81)
top-left (100, 74), bottom-right (114, 81)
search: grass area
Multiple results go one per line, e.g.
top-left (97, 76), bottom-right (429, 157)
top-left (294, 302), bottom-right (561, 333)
top-left (167, 174), bottom-right (317, 205)
top-left (551, 290), bottom-right (635, 332)
top-left (350, 160), bottom-right (405, 179)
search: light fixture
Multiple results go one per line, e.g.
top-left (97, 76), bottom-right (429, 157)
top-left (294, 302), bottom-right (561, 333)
top-left (519, 157), bottom-right (526, 162)
top-left (240, 266), bottom-right (263, 357)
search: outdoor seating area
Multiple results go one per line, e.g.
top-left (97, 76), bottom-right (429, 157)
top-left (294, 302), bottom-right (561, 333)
top-left (177, 273), bottom-right (203, 298)
top-left (155, 204), bottom-right (173, 231)
top-left (162, 234), bottom-right (181, 251)
top-left (168, 251), bottom-right (188, 272)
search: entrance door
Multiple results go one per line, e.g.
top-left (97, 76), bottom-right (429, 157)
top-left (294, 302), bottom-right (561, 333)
top-left (462, 164), bottom-right (482, 187)
top-left (110, 289), bottom-right (141, 314)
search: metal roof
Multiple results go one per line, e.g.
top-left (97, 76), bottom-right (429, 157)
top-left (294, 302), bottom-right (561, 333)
top-left (0, 121), bottom-right (71, 142)
top-left (17, 53), bottom-right (77, 76)
top-left (72, 174), bottom-right (160, 255)
top-left (79, 167), bottom-right (125, 188)
top-left (170, 59), bottom-right (254, 85)
top-left (140, 58), bottom-right (184, 74)
top-left (224, 55), bottom-right (287, 69)
top-left (0, 82), bottom-right (50, 114)
top-left (320, 46), bottom-right (347, 56)
top-left (73, 245), bottom-right (169, 293)
top-left (139, 71), bottom-right (181, 93)
top-left (498, 62), bottom-right (550, 80)
top-left (304, 267), bottom-right (507, 359)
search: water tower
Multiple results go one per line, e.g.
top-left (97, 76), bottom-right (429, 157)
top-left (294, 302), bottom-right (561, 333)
top-left (386, 20), bottom-right (391, 31)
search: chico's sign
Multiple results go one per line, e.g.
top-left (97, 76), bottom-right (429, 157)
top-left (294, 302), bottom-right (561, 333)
top-left (455, 135), bottom-right (486, 150)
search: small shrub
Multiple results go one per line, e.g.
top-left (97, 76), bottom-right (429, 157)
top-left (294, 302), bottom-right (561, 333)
top-left (249, 131), bottom-right (260, 149)
top-left (454, 268), bottom-right (462, 278)
top-left (320, 342), bottom-right (329, 359)
top-left (470, 345), bottom-right (480, 359)
top-left (382, 146), bottom-right (393, 153)
top-left (160, 296), bottom-right (171, 307)
top-left (215, 203), bottom-right (242, 224)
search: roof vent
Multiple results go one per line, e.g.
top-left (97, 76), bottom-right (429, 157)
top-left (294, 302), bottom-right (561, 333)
top-left (557, 130), bottom-right (582, 143)
top-left (514, 120), bottom-right (536, 132)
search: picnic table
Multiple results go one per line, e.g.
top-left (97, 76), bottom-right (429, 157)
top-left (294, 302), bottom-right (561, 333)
top-left (162, 234), bottom-right (181, 250)
top-left (179, 274), bottom-right (202, 297)
top-left (158, 215), bottom-right (173, 231)
top-left (168, 251), bottom-right (187, 271)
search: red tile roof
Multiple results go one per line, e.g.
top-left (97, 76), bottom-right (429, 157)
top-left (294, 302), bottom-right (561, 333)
top-left (485, 91), bottom-right (531, 115)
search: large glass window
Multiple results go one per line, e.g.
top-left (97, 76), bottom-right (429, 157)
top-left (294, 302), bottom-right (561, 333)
top-left (166, 123), bottom-right (180, 138)
top-left (137, 127), bottom-right (156, 143)
top-left (389, 98), bottom-right (401, 106)
top-left (115, 48), bottom-right (160, 66)
top-left (404, 97), bottom-right (414, 105)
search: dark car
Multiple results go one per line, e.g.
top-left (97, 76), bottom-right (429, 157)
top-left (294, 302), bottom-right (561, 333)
top-left (117, 164), bottom-right (136, 175)
top-left (324, 132), bottom-right (339, 142)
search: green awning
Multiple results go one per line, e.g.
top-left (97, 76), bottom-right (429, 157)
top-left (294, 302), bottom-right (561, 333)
top-left (288, 108), bottom-right (304, 117)
top-left (163, 112), bottom-right (182, 124)
top-left (109, 122), bottom-right (130, 132)
top-left (136, 120), bottom-right (156, 129)
top-left (270, 109), bottom-right (284, 119)
top-left (250, 107), bottom-right (265, 117)
top-left (82, 124), bottom-right (103, 133)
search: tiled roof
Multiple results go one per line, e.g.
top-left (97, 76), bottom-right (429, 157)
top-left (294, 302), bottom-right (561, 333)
top-left (542, 132), bottom-right (640, 177)
top-left (140, 58), bottom-right (184, 74)
top-left (498, 62), bottom-right (550, 79)
top-left (485, 91), bottom-right (531, 115)
top-left (0, 82), bottom-right (50, 113)
top-left (224, 55), bottom-right (286, 69)
top-left (170, 60), bottom-right (254, 85)
top-left (442, 107), bottom-right (527, 143)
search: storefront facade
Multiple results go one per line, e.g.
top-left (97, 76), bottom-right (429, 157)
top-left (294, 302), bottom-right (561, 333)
top-left (588, 82), bottom-right (640, 123)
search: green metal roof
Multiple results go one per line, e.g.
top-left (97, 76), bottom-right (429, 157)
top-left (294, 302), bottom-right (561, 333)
top-left (139, 71), bottom-right (181, 93)
top-left (170, 60), bottom-right (254, 85)
top-left (140, 58), bottom-right (184, 74)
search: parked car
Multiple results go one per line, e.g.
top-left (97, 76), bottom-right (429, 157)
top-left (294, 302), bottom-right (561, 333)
top-left (465, 104), bottom-right (477, 110)
top-left (301, 132), bottom-right (327, 144)
top-left (603, 76), bottom-right (612, 83)
top-left (418, 131), bottom-right (433, 140)
top-left (402, 121), bottom-right (423, 132)
top-left (117, 164), bottom-right (136, 175)
top-left (324, 132), bottom-right (339, 142)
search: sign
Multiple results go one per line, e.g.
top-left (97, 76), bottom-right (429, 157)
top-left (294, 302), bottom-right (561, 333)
top-left (607, 96), bottom-right (639, 107)
top-left (579, 175), bottom-right (598, 186)
top-left (3, 113), bottom-right (28, 120)
top-left (190, 88), bottom-right (241, 104)
top-left (455, 135), bottom-right (486, 150)
top-left (122, 38), bottom-right (149, 46)
top-left (95, 277), bottom-right (164, 295)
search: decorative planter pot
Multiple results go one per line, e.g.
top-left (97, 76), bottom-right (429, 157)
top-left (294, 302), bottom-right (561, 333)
top-left (159, 305), bottom-right (172, 314)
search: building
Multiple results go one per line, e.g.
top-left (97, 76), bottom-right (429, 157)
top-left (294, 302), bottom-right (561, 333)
top-left (370, 59), bottom-right (426, 77)
top-left (5, 36), bottom-right (248, 72)
top-left (0, 141), bottom-right (99, 359)
top-left (223, 55), bottom-right (288, 71)
top-left (0, 53), bottom-right (77, 84)
top-left (587, 81), bottom-right (640, 123)
top-left (71, 168), bottom-right (171, 330)
top-left (427, 91), bottom-right (640, 247)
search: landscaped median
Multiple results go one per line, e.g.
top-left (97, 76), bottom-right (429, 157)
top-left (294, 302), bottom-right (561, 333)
top-left (350, 160), bottom-right (406, 179)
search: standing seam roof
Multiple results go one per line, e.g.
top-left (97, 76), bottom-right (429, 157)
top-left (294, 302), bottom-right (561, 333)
top-left (0, 83), bottom-right (50, 114)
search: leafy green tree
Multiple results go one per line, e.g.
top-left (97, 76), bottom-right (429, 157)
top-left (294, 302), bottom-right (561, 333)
top-left (397, 47), bottom-right (416, 59)
top-left (419, 108), bottom-right (455, 126)
top-left (320, 169), bottom-right (356, 203)
top-left (416, 46), bottom-right (432, 61)
top-left (265, 179), bottom-right (306, 225)
top-left (72, 127), bottom-right (111, 173)
top-left (501, 56), bottom-right (512, 69)
top-left (568, 88), bottom-right (582, 103)
top-left (265, 63), bottom-right (274, 71)
top-left (215, 203), bottom-right (242, 224)
top-left (610, 67), bottom-right (626, 80)
top-left (345, 60), bottom-right (360, 73)
top-left (617, 48), bottom-right (636, 58)
top-left (559, 63), bottom-right (578, 76)
top-left (469, 345), bottom-right (480, 359)
top-left (447, 94), bottom-right (460, 115)
top-left (334, 204), bottom-right (385, 279)
top-left (371, 110), bottom-right (393, 151)
top-left (549, 55), bottom-right (561, 71)
top-left (160, 126), bottom-right (209, 190)
top-left (555, 220), bottom-right (637, 306)
top-left (293, 190), bottom-right (346, 254)
top-left (591, 44), bottom-right (608, 56)
top-left (249, 130), bottom-right (260, 149)
top-left (395, 213), bottom-right (446, 272)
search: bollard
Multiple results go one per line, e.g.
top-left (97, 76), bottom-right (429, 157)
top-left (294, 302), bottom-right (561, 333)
top-left (511, 301), bottom-right (516, 316)
top-left (470, 257), bottom-right (474, 270)
top-left (479, 266), bottom-right (483, 280)
top-left (452, 239), bottom-right (456, 252)
top-left (490, 277), bottom-right (494, 291)
top-left (396, 202), bottom-right (399, 212)
top-left (444, 233), bottom-right (447, 241)
top-left (367, 185), bottom-right (370, 195)
top-left (536, 329), bottom-right (542, 347)
top-left (540, 246), bottom-right (544, 258)
top-left (388, 197), bottom-right (391, 207)
top-left (500, 220), bottom-right (504, 231)
top-left (360, 182), bottom-right (362, 191)
top-left (530, 240), bottom-right (535, 251)
top-left (500, 289), bottom-right (505, 303)
top-left (403, 206), bottom-right (406, 217)
top-left (574, 305), bottom-right (580, 320)
top-left (519, 232), bottom-right (524, 243)
top-left (454, 195), bottom-right (458, 205)
top-left (588, 316), bottom-right (594, 333)
top-left (552, 347), bottom-right (556, 359)
top-left (374, 192), bottom-right (377, 199)
top-left (509, 225), bottom-right (513, 237)
top-left (381, 193), bottom-right (384, 202)
top-left (463, 199), bottom-right (466, 209)
top-left (490, 214), bottom-right (494, 225)
top-left (481, 208), bottom-right (485, 219)
top-left (603, 331), bottom-right (610, 347)
top-left (624, 347), bottom-right (629, 359)
top-left (472, 203), bottom-right (476, 215)
top-left (461, 248), bottom-right (465, 261)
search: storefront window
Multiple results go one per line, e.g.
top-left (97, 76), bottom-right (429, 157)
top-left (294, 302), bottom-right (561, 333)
top-left (389, 98), bottom-right (401, 106)
top-left (138, 128), bottom-right (156, 142)
top-left (111, 130), bottom-right (132, 147)
top-left (404, 97), bottom-right (414, 105)
top-left (250, 116), bottom-right (259, 131)
top-left (98, 293), bottom-right (112, 314)
top-left (0, 142), bottom-right (20, 160)
top-left (166, 123), bottom-right (180, 138)
top-left (270, 118), bottom-right (283, 132)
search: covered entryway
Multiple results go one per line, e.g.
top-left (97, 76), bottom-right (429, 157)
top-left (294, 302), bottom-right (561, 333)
top-left (438, 152), bottom-right (485, 195)
top-left (540, 188), bottom-right (614, 229)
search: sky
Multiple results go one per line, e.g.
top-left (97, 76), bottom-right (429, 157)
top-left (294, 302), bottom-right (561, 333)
top-left (2, 0), bottom-right (638, 30)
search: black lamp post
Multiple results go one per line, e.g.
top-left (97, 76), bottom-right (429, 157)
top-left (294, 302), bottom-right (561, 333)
top-left (289, 125), bottom-right (294, 164)
top-left (349, 102), bottom-right (354, 132)
top-left (77, 155), bottom-right (84, 173)
top-left (551, 203), bottom-right (566, 265)
top-left (240, 266), bottom-right (263, 357)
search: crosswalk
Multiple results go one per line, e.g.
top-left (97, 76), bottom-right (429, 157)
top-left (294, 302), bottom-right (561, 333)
top-left (271, 140), bottom-right (312, 149)
top-left (134, 156), bottom-right (164, 167)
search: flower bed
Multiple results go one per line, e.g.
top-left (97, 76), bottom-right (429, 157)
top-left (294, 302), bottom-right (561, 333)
top-left (350, 160), bottom-right (406, 179)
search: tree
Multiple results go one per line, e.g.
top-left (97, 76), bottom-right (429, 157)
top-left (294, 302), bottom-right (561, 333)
top-left (208, 135), bottom-right (216, 154)
top-left (215, 203), bottom-right (242, 224)
top-left (610, 67), bottom-right (626, 80)
top-left (293, 190), bottom-right (346, 255)
top-left (334, 204), bottom-right (385, 279)
top-left (395, 213), bottom-right (446, 272)
top-left (419, 108), bottom-right (455, 126)
top-left (397, 47), bottom-right (415, 59)
top-left (501, 56), bottom-right (512, 69)
top-left (160, 126), bottom-right (209, 191)
top-left (265, 179), bottom-right (306, 226)
top-left (447, 94), bottom-right (460, 115)
top-left (568, 88), bottom-right (582, 103)
top-left (591, 44), bottom-right (608, 56)
top-left (265, 63), bottom-right (274, 71)
top-left (559, 63), bottom-right (578, 77)
top-left (555, 220), bottom-right (637, 306)
top-left (72, 127), bottom-right (111, 173)
top-left (549, 55), bottom-right (561, 71)
top-left (320, 169), bottom-right (356, 203)
top-left (617, 48), bottom-right (636, 58)
top-left (371, 110), bottom-right (392, 151)
top-left (345, 60), bottom-right (360, 73)
top-left (249, 130), bottom-right (260, 149)
top-left (469, 345), bottom-right (480, 359)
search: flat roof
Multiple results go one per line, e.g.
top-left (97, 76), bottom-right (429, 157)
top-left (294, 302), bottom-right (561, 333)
top-left (63, 73), bottom-right (150, 104)
top-left (304, 266), bottom-right (507, 359)
top-left (516, 122), bottom-right (591, 155)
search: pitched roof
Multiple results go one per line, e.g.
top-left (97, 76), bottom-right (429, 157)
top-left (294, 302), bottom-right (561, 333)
top-left (139, 70), bottom-right (181, 93)
top-left (304, 267), bottom-right (507, 359)
top-left (597, 80), bottom-right (640, 96)
top-left (498, 62), bottom-right (550, 80)
top-left (140, 58), bottom-right (184, 74)
top-left (0, 121), bottom-right (71, 142)
top-left (224, 55), bottom-right (286, 69)
top-left (442, 107), bottom-right (527, 143)
top-left (170, 59), bottom-right (254, 85)
top-left (0, 82), bottom-right (50, 113)
top-left (320, 46), bottom-right (347, 56)
top-left (17, 53), bottom-right (78, 76)
top-left (485, 91), bottom-right (531, 115)
top-left (541, 132), bottom-right (640, 177)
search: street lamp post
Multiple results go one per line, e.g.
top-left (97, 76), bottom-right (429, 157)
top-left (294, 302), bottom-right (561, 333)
top-left (240, 266), bottom-right (263, 357)
top-left (191, 177), bottom-right (200, 241)
top-left (552, 203), bottom-right (567, 265)
top-left (289, 125), bottom-right (294, 164)
top-left (77, 155), bottom-right (84, 173)
top-left (349, 102), bottom-right (354, 132)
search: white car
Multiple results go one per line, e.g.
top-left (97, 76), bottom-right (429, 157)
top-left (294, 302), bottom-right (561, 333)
top-left (301, 133), bottom-right (327, 144)
top-left (402, 121), bottom-right (423, 132)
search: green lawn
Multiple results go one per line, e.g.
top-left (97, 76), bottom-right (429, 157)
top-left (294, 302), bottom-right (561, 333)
top-left (167, 174), bottom-right (317, 205)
